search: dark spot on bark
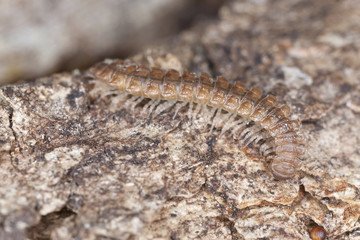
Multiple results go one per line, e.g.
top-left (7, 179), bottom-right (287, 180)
top-left (207, 178), bottom-right (221, 192)
top-left (340, 83), bottom-right (352, 94)
top-left (35, 154), bottom-right (46, 162)
top-left (302, 119), bottom-right (323, 131)
top-left (104, 148), bottom-right (116, 159)
top-left (67, 168), bottom-right (85, 186)
top-left (58, 81), bottom-right (69, 88)
top-left (253, 52), bottom-right (263, 65)
top-left (153, 188), bottom-right (164, 195)
top-left (226, 162), bottom-right (233, 171)
top-left (3, 87), bottom-right (14, 98)
top-left (143, 194), bottom-right (151, 200)
top-left (67, 193), bottom-right (85, 210)
top-left (129, 155), bottom-right (146, 165)
top-left (27, 206), bottom-right (76, 239)
top-left (170, 232), bottom-right (178, 240)
top-left (148, 137), bottom-right (161, 146)
top-left (275, 67), bottom-right (285, 79)
top-left (158, 154), bottom-right (169, 160)
top-left (67, 89), bottom-right (85, 109)
top-left (13, 90), bottom-right (22, 98)
top-left (206, 136), bottom-right (216, 147)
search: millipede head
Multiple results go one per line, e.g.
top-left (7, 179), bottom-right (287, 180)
top-left (89, 63), bottom-right (111, 80)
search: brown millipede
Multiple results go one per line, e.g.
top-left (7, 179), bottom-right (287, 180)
top-left (88, 59), bottom-right (304, 180)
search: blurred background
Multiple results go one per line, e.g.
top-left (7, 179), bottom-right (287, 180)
top-left (0, 0), bottom-right (224, 85)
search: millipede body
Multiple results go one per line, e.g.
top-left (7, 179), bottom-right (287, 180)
top-left (88, 59), bottom-right (304, 180)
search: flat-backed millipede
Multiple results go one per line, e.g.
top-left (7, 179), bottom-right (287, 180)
top-left (88, 59), bottom-right (305, 180)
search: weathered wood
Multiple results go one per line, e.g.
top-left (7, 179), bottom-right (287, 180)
top-left (0, 0), bottom-right (359, 239)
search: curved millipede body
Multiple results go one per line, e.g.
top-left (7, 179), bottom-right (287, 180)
top-left (88, 59), bottom-right (304, 180)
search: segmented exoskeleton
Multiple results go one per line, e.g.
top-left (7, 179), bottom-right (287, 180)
top-left (88, 59), bottom-right (304, 179)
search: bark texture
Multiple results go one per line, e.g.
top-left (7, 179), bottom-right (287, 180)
top-left (0, 0), bottom-right (360, 239)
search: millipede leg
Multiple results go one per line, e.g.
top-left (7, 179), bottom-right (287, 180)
top-left (99, 89), bottom-right (119, 99)
top-left (259, 141), bottom-right (269, 156)
top-left (219, 112), bottom-right (232, 129)
top-left (244, 128), bottom-right (264, 147)
top-left (230, 120), bottom-right (248, 137)
top-left (173, 102), bottom-right (188, 119)
top-left (125, 96), bottom-right (144, 112)
top-left (204, 107), bottom-right (216, 124)
top-left (220, 113), bottom-right (237, 136)
top-left (239, 125), bottom-right (261, 146)
top-left (239, 124), bottom-right (255, 139)
top-left (111, 93), bottom-right (128, 106)
top-left (254, 130), bottom-right (267, 145)
top-left (187, 102), bottom-right (194, 120)
top-left (191, 103), bottom-right (203, 122)
top-left (263, 147), bottom-right (275, 158)
top-left (259, 138), bottom-right (275, 157)
top-left (210, 108), bottom-right (223, 133)
top-left (152, 100), bottom-right (177, 118)
top-left (144, 99), bottom-right (161, 117)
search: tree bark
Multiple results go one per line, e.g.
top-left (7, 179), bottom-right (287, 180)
top-left (0, 0), bottom-right (359, 239)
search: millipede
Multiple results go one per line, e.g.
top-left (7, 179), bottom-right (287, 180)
top-left (88, 59), bottom-right (305, 180)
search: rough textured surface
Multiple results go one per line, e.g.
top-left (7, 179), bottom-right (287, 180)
top-left (0, 0), bottom-right (360, 239)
